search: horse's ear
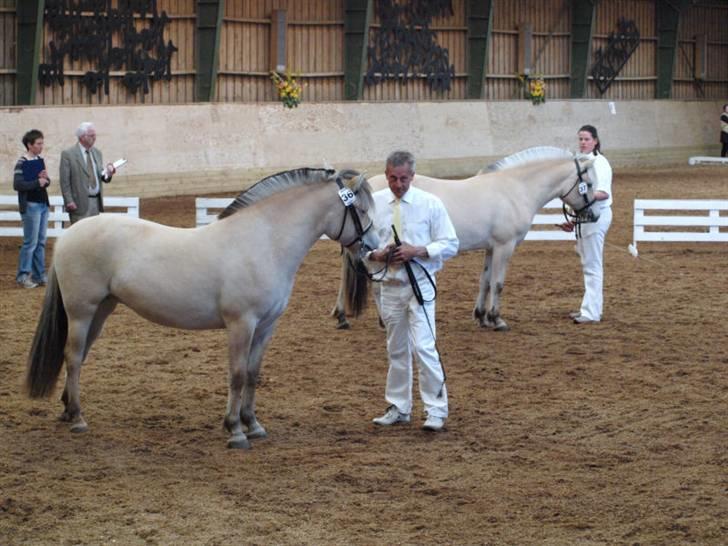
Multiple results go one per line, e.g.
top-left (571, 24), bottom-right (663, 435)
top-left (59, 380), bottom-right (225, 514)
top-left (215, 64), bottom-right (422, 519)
top-left (578, 156), bottom-right (596, 171)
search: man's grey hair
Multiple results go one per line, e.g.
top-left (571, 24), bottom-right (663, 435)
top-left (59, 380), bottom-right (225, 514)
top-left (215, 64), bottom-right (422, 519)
top-left (386, 150), bottom-right (416, 171)
top-left (75, 122), bottom-right (95, 138)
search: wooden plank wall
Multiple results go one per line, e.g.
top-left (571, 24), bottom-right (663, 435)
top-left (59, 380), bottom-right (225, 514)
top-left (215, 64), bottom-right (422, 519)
top-left (0, 0), bottom-right (15, 106)
top-left (34, 0), bottom-right (196, 106)
top-left (586, 0), bottom-right (656, 100)
top-left (216, 0), bottom-right (345, 103)
top-left (1, 0), bottom-right (726, 106)
top-left (673, 2), bottom-right (728, 100)
top-left (486, 0), bottom-right (571, 100)
top-left (362, 0), bottom-right (467, 101)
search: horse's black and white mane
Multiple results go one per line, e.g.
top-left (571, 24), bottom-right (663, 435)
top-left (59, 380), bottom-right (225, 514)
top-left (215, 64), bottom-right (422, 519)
top-left (486, 146), bottom-right (574, 172)
top-left (218, 167), bottom-right (363, 220)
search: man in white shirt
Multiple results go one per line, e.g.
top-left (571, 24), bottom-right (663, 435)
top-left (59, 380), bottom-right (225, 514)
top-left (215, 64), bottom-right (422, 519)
top-left (367, 151), bottom-right (459, 432)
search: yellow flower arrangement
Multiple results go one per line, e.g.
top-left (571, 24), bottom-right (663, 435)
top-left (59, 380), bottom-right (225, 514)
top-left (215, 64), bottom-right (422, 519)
top-left (270, 71), bottom-right (302, 108)
top-left (517, 74), bottom-right (546, 105)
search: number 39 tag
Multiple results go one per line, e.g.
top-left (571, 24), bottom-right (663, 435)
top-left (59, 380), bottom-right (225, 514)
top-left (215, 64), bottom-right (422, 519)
top-left (338, 187), bottom-right (357, 206)
top-left (578, 182), bottom-right (588, 195)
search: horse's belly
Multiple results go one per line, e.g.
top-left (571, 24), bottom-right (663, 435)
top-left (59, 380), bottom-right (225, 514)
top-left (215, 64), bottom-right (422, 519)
top-left (116, 289), bottom-right (225, 330)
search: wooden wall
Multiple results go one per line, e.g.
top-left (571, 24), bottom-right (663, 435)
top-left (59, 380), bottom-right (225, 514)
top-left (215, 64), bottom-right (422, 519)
top-left (586, 0), bottom-right (656, 100)
top-left (0, 1), bottom-right (725, 106)
top-left (216, 0), bottom-right (345, 102)
top-left (0, 0), bottom-right (15, 106)
top-left (486, 0), bottom-right (571, 100)
top-left (362, 0), bottom-right (468, 101)
top-left (34, 0), bottom-right (196, 106)
top-left (673, 2), bottom-right (728, 100)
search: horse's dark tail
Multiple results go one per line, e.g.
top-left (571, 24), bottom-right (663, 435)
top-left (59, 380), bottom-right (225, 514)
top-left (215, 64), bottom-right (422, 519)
top-left (342, 254), bottom-right (370, 318)
top-left (25, 266), bottom-right (67, 398)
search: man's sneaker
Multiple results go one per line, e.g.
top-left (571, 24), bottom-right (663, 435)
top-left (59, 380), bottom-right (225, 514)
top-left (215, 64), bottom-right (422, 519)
top-left (34, 275), bottom-right (48, 286)
top-left (422, 415), bottom-right (445, 432)
top-left (569, 311), bottom-right (581, 319)
top-left (18, 275), bottom-right (38, 289)
top-left (372, 405), bottom-right (410, 426)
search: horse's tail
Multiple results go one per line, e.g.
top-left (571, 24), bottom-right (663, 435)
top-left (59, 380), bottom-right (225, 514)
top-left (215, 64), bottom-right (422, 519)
top-left (342, 253), bottom-right (370, 318)
top-left (25, 266), bottom-right (67, 398)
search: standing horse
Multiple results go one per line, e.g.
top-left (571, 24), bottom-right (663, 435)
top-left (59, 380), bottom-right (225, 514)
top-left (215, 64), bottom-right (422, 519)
top-left (25, 168), bottom-right (378, 449)
top-left (333, 147), bottom-right (598, 331)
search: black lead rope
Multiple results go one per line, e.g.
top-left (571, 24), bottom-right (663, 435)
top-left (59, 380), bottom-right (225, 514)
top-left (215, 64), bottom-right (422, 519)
top-left (392, 225), bottom-right (446, 398)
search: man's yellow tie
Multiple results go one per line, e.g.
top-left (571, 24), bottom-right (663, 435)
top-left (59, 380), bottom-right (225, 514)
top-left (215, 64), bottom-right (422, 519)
top-left (391, 198), bottom-right (402, 241)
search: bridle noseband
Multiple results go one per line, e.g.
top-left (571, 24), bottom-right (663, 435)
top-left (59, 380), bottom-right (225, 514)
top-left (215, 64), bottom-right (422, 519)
top-left (334, 177), bottom-right (373, 250)
top-left (561, 158), bottom-right (597, 237)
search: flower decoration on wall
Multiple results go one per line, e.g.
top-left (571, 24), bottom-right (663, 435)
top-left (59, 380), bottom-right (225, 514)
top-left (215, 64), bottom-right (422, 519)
top-left (517, 74), bottom-right (546, 105)
top-left (270, 71), bottom-right (302, 108)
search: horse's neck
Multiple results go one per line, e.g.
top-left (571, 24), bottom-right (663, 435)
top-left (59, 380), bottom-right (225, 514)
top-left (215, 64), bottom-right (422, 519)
top-left (228, 183), bottom-right (333, 266)
top-left (523, 161), bottom-right (574, 209)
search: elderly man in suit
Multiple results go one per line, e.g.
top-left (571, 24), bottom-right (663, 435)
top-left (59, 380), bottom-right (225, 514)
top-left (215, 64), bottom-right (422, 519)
top-left (60, 122), bottom-right (116, 224)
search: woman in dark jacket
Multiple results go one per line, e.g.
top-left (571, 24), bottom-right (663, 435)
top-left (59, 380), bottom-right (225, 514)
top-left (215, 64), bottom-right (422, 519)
top-left (14, 129), bottom-right (50, 288)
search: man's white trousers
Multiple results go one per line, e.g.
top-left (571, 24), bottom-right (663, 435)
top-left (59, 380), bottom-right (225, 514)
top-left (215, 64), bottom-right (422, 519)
top-left (576, 208), bottom-right (612, 321)
top-left (379, 282), bottom-right (448, 418)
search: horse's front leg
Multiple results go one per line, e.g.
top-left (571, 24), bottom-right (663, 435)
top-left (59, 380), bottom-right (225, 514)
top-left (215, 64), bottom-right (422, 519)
top-left (473, 250), bottom-right (494, 327)
top-left (331, 258), bottom-right (350, 329)
top-left (239, 322), bottom-right (278, 440)
top-left (224, 319), bottom-right (255, 449)
top-left (486, 241), bottom-right (518, 332)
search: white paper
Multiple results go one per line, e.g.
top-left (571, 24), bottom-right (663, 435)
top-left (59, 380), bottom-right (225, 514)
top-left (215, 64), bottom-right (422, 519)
top-left (104, 158), bottom-right (127, 178)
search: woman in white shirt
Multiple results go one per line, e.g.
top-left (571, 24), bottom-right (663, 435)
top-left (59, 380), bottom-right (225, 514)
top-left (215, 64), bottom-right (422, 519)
top-left (561, 125), bottom-right (613, 323)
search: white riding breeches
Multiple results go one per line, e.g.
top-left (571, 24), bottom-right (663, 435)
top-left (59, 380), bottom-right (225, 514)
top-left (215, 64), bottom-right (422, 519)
top-left (576, 207), bottom-right (612, 321)
top-left (379, 281), bottom-right (448, 418)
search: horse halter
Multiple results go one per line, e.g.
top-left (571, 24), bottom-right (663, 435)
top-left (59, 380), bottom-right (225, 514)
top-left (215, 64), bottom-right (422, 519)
top-left (333, 176), bottom-right (374, 252)
top-left (561, 158), bottom-right (597, 236)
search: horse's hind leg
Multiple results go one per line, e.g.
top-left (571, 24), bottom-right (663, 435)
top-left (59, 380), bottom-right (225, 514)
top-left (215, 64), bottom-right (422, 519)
top-left (60, 314), bottom-right (95, 432)
top-left (60, 298), bottom-right (118, 425)
top-left (240, 322), bottom-right (278, 440)
top-left (473, 250), bottom-right (494, 327)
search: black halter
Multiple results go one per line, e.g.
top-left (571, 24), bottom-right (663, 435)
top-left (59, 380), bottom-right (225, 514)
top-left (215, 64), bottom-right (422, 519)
top-left (333, 177), bottom-right (373, 249)
top-left (561, 158), bottom-right (597, 238)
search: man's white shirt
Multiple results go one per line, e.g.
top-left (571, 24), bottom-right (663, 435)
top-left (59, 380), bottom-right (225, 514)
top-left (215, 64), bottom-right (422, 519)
top-left (367, 185), bottom-right (458, 286)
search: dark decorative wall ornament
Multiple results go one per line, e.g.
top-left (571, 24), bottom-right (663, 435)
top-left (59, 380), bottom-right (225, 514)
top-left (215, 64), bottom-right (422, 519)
top-left (590, 18), bottom-right (640, 95)
top-left (38, 0), bottom-right (178, 96)
top-left (365, 0), bottom-right (455, 93)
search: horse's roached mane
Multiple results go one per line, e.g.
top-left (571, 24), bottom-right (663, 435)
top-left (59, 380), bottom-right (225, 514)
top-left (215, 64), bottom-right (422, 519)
top-left (218, 167), bottom-right (336, 220)
top-left (486, 146), bottom-right (574, 172)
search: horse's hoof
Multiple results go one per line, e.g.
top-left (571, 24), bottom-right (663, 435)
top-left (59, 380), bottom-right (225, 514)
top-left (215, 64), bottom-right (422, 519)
top-left (70, 421), bottom-right (88, 433)
top-left (336, 320), bottom-right (351, 330)
top-left (246, 424), bottom-right (268, 439)
top-left (227, 435), bottom-right (251, 449)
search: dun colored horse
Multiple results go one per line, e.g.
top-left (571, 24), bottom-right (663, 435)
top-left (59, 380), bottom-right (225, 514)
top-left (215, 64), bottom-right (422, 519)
top-left (26, 168), bottom-right (378, 449)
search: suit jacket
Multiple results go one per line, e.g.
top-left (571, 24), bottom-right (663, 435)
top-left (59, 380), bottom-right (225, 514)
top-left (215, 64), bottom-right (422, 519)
top-left (59, 144), bottom-right (110, 215)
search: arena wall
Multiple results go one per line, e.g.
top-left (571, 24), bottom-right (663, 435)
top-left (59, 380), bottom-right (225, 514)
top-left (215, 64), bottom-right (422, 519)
top-left (0, 99), bottom-right (721, 199)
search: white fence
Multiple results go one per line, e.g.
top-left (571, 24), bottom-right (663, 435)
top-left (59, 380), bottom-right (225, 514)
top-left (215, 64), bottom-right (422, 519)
top-left (0, 195), bottom-right (140, 237)
top-left (632, 199), bottom-right (728, 250)
top-left (688, 156), bottom-right (728, 166)
top-left (195, 197), bottom-right (574, 241)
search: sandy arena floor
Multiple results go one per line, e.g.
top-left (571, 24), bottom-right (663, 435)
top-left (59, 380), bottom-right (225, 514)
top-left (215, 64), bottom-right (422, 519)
top-left (1, 166), bottom-right (726, 545)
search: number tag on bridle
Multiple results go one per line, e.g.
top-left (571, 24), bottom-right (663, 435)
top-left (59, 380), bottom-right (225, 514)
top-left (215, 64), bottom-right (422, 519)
top-left (578, 182), bottom-right (588, 195)
top-left (338, 187), bottom-right (357, 207)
